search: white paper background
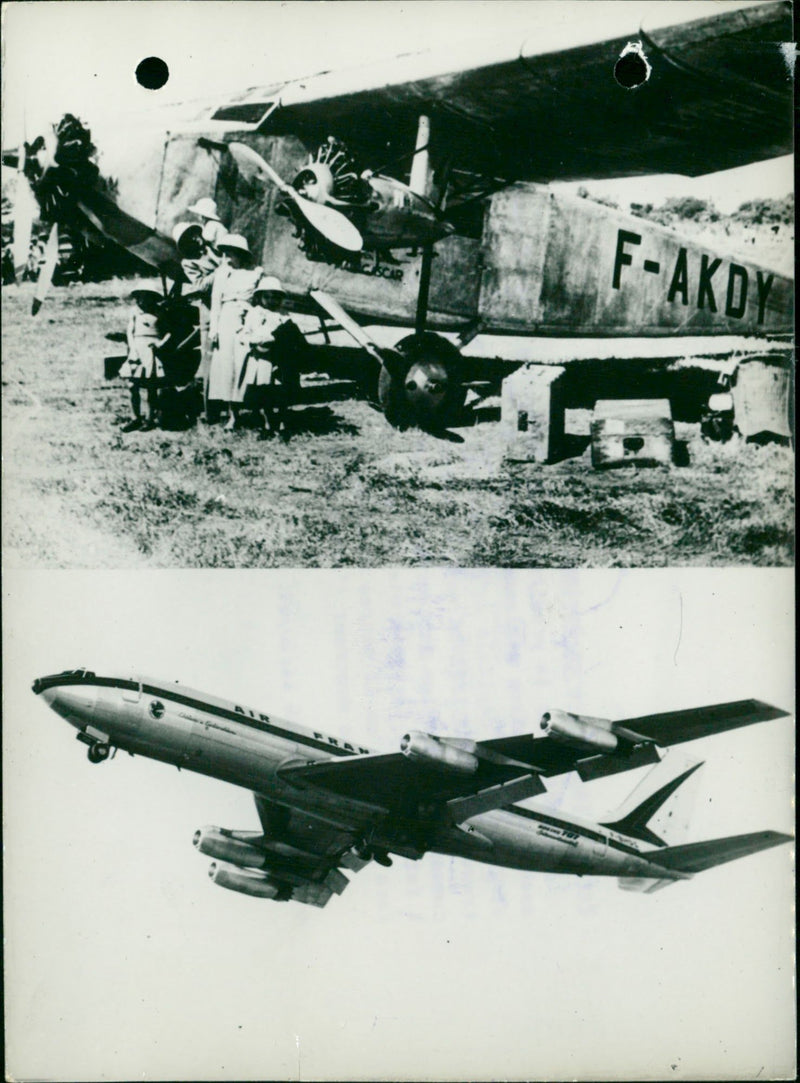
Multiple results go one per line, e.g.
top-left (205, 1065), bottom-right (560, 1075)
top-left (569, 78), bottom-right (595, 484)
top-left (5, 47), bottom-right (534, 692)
top-left (3, 568), bottom-right (795, 1081)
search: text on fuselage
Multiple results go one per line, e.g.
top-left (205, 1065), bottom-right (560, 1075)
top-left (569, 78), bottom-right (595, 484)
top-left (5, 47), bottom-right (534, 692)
top-left (612, 228), bottom-right (775, 323)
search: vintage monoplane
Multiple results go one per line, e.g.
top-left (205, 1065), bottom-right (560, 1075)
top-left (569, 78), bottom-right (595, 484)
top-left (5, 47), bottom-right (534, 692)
top-left (33, 667), bottom-right (792, 907)
top-left (4, 0), bottom-right (794, 430)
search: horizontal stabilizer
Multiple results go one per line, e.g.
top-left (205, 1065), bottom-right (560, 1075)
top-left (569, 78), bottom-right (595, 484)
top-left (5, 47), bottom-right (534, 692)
top-left (618, 877), bottom-right (675, 894)
top-left (654, 831), bottom-right (793, 875)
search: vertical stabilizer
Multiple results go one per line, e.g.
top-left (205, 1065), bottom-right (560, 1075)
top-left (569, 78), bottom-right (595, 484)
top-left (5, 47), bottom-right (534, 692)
top-left (602, 757), bottom-right (705, 847)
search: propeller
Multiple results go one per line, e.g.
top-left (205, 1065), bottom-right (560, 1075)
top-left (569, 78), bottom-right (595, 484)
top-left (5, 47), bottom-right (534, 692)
top-left (31, 222), bottom-right (59, 316)
top-left (11, 143), bottom-right (38, 280)
top-left (227, 141), bottom-right (363, 253)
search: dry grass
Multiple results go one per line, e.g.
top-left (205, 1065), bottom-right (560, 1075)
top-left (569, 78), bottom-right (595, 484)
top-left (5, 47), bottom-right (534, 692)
top-left (2, 281), bottom-right (793, 567)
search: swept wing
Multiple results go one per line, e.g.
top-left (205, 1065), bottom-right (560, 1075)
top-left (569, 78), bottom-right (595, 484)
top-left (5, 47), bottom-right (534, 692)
top-left (280, 750), bottom-right (545, 823)
top-left (278, 700), bottom-right (789, 815)
top-left (202, 795), bottom-right (371, 908)
top-left (477, 698), bottom-right (789, 780)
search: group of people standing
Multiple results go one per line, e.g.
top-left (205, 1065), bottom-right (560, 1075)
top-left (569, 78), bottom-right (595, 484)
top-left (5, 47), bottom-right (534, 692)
top-left (120, 198), bottom-right (303, 438)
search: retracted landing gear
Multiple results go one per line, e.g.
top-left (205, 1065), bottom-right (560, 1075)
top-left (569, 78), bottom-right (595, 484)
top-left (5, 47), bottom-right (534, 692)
top-left (378, 332), bottom-right (466, 430)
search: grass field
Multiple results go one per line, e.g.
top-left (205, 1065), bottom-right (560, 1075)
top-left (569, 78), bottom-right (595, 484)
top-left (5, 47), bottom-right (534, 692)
top-left (2, 281), bottom-right (793, 567)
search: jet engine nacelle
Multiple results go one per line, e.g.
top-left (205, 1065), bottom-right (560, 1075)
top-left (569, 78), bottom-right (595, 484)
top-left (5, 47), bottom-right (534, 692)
top-left (208, 862), bottom-right (286, 900)
top-left (193, 826), bottom-right (267, 869)
top-left (400, 730), bottom-right (479, 774)
top-left (539, 710), bottom-right (619, 753)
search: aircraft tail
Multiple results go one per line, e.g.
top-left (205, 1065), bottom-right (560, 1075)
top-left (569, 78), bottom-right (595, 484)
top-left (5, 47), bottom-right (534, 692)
top-left (618, 876), bottom-right (674, 894)
top-left (601, 758), bottom-right (704, 848)
top-left (619, 829), bottom-right (793, 893)
top-left (650, 831), bottom-right (793, 875)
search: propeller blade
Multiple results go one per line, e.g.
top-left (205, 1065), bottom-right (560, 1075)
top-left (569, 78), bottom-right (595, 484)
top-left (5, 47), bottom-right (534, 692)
top-left (32, 222), bottom-right (59, 316)
top-left (291, 194), bottom-right (363, 252)
top-left (310, 289), bottom-right (406, 377)
top-left (310, 289), bottom-right (385, 365)
top-left (227, 141), bottom-right (280, 187)
top-left (228, 141), bottom-right (363, 253)
top-left (12, 152), bottom-right (38, 278)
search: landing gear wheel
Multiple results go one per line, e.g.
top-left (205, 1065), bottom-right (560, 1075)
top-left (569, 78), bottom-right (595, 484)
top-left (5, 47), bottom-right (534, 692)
top-left (378, 333), bottom-right (466, 430)
top-left (87, 742), bottom-right (110, 764)
top-left (354, 841), bottom-right (393, 867)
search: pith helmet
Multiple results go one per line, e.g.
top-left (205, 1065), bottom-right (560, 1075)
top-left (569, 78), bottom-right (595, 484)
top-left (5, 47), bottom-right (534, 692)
top-left (172, 221), bottom-right (203, 248)
top-left (129, 288), bottom-right (162, 302)
top-left (217, 233), bottom-right (251, 256)
top-left (254, 275), bottom-right (284, 296)
top-left (188, 197), bottom-right (220, 220)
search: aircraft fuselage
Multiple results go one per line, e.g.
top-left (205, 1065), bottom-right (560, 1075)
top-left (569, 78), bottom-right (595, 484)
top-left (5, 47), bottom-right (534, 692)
top-left (155, 133), bottom-right (794, 339)
top-left (33, 669), bottom-right (686, 884)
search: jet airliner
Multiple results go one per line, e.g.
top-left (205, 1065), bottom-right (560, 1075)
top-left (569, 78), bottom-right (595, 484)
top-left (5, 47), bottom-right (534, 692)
top-left (33, 669), bottom-right (792, 907)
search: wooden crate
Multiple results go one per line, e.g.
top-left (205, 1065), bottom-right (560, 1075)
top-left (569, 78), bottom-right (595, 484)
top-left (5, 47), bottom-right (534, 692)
top-left (731, 357), bottom-right (793, 440)
top-left (502, 364), bottom-right (566, 463)
top-left (591, 398), bottom-right (674, 468)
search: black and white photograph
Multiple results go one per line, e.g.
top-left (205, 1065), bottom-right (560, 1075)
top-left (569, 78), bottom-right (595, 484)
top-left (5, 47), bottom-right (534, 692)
top-left (3, 569), bottom-right (795, 1080)
top-left (2, 2), bottom-right (795, 1081)
top-left (1, 0), bottom-right (794, 568)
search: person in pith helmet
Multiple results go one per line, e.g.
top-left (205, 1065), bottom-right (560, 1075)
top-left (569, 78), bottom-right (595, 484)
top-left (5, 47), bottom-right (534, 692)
top-left (232, 274), bottom-right (302, 439)
top-left (208, 234), bottom-right (263, 429)
top-left (118, 289), bottom-right (171, 431)
top-left (188, 196), bottom-right (219, 219)
top-left (172, 221), bottom-right (203, 250)
top-left (171, 221), bottom-right (221, 418)
top-left (188, 196), bottom-right (228, 252)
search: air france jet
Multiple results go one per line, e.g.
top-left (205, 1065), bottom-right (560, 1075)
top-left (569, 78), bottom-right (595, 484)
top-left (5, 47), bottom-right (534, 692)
top-left (33, 669), bottom-right (792, 907)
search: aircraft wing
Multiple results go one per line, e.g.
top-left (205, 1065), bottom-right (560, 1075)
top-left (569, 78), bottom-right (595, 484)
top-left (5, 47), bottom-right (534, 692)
top-left (211, 1), bottom-right (792, 182)
top-left (76, 190), bottom-right (184, 280)
top-left (280, 701), bottom-right (789, 822)
top-left (608, 698), bottom-right (790, 746)
top-left (480, 699), bottom-right (790, 782)
top-left (249, 794), bottom-right (370, 907)
top-left (279, 752), bottom-right (546, 824)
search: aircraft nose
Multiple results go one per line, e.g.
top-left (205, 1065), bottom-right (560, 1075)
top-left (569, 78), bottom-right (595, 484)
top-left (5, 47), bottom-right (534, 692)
top-left (36, 683), bottom-right (98, 726)
top-left (37, 684), bottom-right (57, 707)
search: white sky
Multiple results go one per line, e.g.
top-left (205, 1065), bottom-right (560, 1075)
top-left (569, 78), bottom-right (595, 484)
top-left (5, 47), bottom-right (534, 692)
top-left (1, 0), bottom-right (793, 213)
top-left (3, 568), bottom-right (795, 1081)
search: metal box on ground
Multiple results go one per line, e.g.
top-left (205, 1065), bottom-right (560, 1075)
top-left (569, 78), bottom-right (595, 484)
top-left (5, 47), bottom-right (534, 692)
top-left (591, 398), bottom-right (674, 468)
top-left (502, 364), bottom-right (566, 463)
